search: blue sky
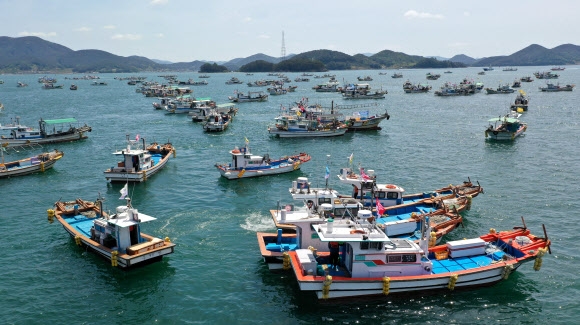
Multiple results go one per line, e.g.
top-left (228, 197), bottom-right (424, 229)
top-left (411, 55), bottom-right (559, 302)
top-left (2, 0), bottom-right (577, 62)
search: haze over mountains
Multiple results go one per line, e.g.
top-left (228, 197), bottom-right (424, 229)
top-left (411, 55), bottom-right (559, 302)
top-left (0, 36), bottom-right (578, 73)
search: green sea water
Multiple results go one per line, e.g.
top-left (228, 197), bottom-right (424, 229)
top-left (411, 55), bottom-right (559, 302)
top-left (0, 67), bottom-right (578, 324)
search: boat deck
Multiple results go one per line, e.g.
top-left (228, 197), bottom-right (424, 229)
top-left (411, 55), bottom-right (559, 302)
top-left (151, 153), bottom-right (162, 165)
top-left (63, 214), bottom-right (96, 238)
top-left (430, 253), bottom-right (503, 274)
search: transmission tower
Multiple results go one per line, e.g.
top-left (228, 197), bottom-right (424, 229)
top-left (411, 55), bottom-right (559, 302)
top-left (281, 31), bottom-right (286, 60)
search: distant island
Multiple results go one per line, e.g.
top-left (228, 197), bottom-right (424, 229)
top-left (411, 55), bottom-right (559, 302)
top-left (0, 36), bottom-right (578, 74)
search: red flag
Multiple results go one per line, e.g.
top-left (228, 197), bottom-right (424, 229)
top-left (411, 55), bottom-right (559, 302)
top-left (376, 197), bottom-right (385, 216)
top-left (360, 168), bottom-right (370, 180)
top-left (135, 134), bottom-right (140, 141)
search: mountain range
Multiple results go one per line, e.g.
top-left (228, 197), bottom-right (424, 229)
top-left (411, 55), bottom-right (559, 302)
top-left (0, 36), bottom-right (578, 73)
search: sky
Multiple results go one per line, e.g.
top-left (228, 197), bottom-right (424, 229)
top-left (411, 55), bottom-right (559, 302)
top-left (1, 0), bottom-right (578, 63)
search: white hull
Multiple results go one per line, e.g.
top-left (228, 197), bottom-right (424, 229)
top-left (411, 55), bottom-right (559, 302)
top-left (1, 129), bottom-right (89, 148)
top-left (268, 128), bottom-right (347, 138)
top-left (218, 164), bottom-right (300, 179)
top-left (104, 155), bottom-right (170, 182)
top-left (0, 158), bottom-right (57, 177)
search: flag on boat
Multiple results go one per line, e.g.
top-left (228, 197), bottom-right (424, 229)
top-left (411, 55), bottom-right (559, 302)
top-left (348, 153), bottom-right (353, 165)
top-left (325, 166), bottom-right (330, 179)
top-left (245, 137), bottom-right (249, 144)
top-left (376, 197), bottom-right (385, 216)
top-left (119, 183), bottom-right (128, 200)
top-left (360, 168), bottom-right (370, 180)
top-left (135, 134), bottom-right (140, 141)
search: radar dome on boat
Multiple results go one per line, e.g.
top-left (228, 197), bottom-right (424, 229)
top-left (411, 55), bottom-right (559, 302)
top-left (320, 203), bottom-right (333, 211)
top-left (357, 210), bottom-right (372, 219)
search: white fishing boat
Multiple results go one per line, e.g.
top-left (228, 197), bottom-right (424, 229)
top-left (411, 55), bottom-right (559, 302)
top-left (203, 110), bottom-right (232, 132)
top-left (0, 149), bottom-right (64, 178)
top-left (286, 217), bottom-right (550, 300)
top-left (0, 117), bottom-right (92, 148)
top-left (267, 114), bottom-right (347, 138)
top-left (49, 195), bottom-right (176, 268)
top-left (228, 91), bottom-right (268, 103)
top-left (190, 103), bottom-right (238, 122)
top-left (104, 135), bottom-right (175, 182)
top-left (215, 141), bottom-right (311, 179)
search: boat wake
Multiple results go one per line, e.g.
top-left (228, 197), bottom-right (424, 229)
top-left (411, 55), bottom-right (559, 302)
top-left (241, 212), bottom-right (275, 232)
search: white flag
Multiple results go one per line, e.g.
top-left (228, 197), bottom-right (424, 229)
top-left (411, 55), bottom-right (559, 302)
top-left (119, 183), bottom-right (128, 199)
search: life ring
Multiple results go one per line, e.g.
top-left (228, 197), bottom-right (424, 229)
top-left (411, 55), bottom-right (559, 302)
top-left (232, 149), bottom-right (240, 154)
top-left (385, 184), bottom-right (396, 189)
top-left (350, 229), bottom-right (365, 234)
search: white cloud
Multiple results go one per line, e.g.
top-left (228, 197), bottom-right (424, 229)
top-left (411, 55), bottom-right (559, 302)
top-left (75, 27), bottom-right (92, 32)
top-left (111, 34), bottom-right (142, 41)
top-left (150, 0), bottom-right (168, 5)
top-left (404, 10), bottom-right (444, 19)
top-left (103, 25), bottom-right (116, 30)
top-left (18, 31), bottom-right (57, 37)
top-left (154, 33), bottom-right (164, 38)
top-left (258, 34), bottom-right (270, 39)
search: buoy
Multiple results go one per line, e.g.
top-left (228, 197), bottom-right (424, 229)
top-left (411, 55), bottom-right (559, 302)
top-left (533, 247), bottom-right (548, 271)
top-left (322, 275), bottom-right (333, 299)
top-left (164, 237), bottom-right (171, 243)
top-left (111, 251), bottom-right (118, 267)
top-left (40, 161), bottom-right (45, 172)
top-left (466, 195), bottom-right (472, 210)
top-left (382, 277), bottom-right (390, 295)
top-left (448, 274), bottom-right (458, 290)
top-left (282, 252), bottom-right (290, 270)
top-left (142, 170), bottom-right (147, 181)
top-left (237, 169), bottom-right (246, 178)
top-left (490, 228), bottom-right (496, 234)
top-left (502, 264), bottom-right (514, 279)
top-left (47, 209), bottom-right (55, 223)
top-left (74, 235), bottom-right (81, 246)
top-left (173, 148), bottom-right (176, 158)
top-left (429, 231), bottom-right (437, 247)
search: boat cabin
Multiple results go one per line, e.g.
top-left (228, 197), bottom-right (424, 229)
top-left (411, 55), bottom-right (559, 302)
top-left (338, 167), bottom-right (405, 206)
top-left (91, 200), bottom-right (160, 254)
top-left (111, 141), bottom-right (153, 173)
top-left (229, 145), bottom-right (269, 170)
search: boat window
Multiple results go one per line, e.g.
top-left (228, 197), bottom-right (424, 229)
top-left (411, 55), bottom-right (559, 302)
top-left (375, 191), bottom-right (386, 199)
top-left (318, 198), bottom-right (331, 205)
top-left (387, 254), bottom-right (417, 263)
top-left (360, 242), bottom-right (369, 250)
top-left (387, 192), bottom-right (398, 199)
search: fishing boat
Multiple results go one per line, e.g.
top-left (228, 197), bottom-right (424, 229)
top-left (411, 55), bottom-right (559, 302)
top-left (70, 84), bottom-right (78, 90)
top-left (550, 66), bottom-right (565, 71)
top-left (286, 216), bottom-right (550, 300)
top-left (520, 76), bottom-right (533, 82)
top-left (357, 76), bottom-right (373, 81)
top-left (502, 67), bottom-right (518, 71)
top-left (42, 83), bottom-right (63, 89)
top-left (342, 88), bottom-right (387, 100)
top-left (49, 195), bottom-right (176, 268)
top-left (538, 83), bottom-right (575, 92)
top-left (0, 149), bottom-right (63, 178)
top-left (510, 90), bottom-right (529, 112)
top-left (483, 66), bottom-right (494, 71)
top-left (534, 71), bottom-right (559, 79)
top-left (267, 114), bottom-right (347, 138)
top-left (228, 91), bottom-right (268, 103)
top-left (337, 167), bottom-right (483, 209)
top-left (343, 110), bottom-right (390, 131)
top-left (202, 110), bottom-right (232, 132)
top-left (104, 135), bottom-right (175, 182)
top-left (190, 103), bottom-right (238, 122)
top-left (17, 81), bottom-right (28, 87)
top-left (215, 141), bottom-right (311, 180)
top-left (404, 83), bottom-right (432, 93)
top-left (225, 77), bottom-right (243, 85)
top-left (0, 117), bottom-right (92, 148)
top-left (391, 73), bottom-right (403, 78)
top-left (152, 97), bottom-right (172, 110)
top-left (485, 113), bottom-right (527, 140)
top-left (485, 84), bottom-right (515, 94)
top-left (426, 73), bottom-right (441, 80)
top-left (511, 80), bottom-right (521, 88)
